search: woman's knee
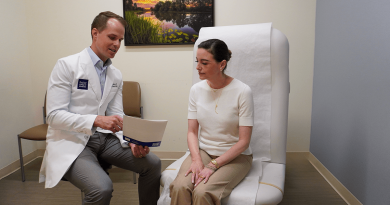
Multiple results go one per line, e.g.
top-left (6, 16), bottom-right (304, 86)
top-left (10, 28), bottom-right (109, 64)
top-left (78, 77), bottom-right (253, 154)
top-left (169, 180), bottom-right (192, 196)
top-left (193, 187), bottom-right (219, 204)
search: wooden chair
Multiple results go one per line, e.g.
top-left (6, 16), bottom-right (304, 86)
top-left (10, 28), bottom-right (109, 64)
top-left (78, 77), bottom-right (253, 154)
top-left (122, 81), bottom-right (144, 184)
top-left (17, 94), bottom-right (47, 182)
top-left (18, 81), bottom-right (143, 184)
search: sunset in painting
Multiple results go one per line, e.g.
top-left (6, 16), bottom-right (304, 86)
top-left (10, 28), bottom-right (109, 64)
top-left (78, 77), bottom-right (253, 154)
top-left (130, 0), bottom-right (160, 9)
top-left (123, 0), bottom-right (213, 45)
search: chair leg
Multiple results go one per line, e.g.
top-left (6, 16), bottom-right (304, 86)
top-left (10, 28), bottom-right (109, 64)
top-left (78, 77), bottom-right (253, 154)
top-left (137, 107), bottom-right (142, 184)
top-left (81, 190), bottom-right (84, 202)
top-left (17, 135), bottom-right (25, 182)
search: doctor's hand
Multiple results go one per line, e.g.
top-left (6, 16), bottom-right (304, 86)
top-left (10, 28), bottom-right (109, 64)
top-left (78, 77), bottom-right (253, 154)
top-left (130, 143), bottom-right (150, 158)
top-left (93, 115), bottom-right (123, 133)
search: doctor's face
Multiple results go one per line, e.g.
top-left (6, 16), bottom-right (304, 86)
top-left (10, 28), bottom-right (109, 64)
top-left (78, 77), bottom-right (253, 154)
top-left (91, 18), bottom-right (125, 62)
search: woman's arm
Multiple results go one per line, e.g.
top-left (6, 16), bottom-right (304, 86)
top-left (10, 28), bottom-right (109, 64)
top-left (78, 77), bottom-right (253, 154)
top-left (195, 126), bottom-right (252, 186)
top-left (213, 126), bottom-right (252, 167)
top-left (214, 84), bottom-right (254, 166)
top-left (185, 119), bottom-right (204, 184)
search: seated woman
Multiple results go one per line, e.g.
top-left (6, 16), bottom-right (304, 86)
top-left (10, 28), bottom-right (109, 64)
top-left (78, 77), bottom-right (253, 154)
top-left (170, 39), bottom-right (254, 205)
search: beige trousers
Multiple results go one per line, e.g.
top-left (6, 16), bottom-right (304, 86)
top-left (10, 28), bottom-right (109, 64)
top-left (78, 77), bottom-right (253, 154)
top-left (169, 150), bottom-right (252, 205)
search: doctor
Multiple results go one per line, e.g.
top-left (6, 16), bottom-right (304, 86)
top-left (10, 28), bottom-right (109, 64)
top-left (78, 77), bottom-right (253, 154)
top-left (39, 11), bottom-right (161, 205)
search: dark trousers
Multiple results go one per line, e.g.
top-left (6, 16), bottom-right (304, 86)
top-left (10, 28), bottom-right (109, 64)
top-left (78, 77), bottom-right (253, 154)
top-left (63, 132), bottom-right (161, 205)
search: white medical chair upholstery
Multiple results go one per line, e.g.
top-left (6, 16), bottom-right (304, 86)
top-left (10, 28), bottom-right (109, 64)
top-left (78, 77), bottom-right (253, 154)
top-left (159, 25), bottom-right (289, 205)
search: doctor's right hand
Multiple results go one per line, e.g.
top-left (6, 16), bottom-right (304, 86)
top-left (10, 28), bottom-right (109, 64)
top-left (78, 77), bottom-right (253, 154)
top-left (93, 115), bottom-right (123, 133)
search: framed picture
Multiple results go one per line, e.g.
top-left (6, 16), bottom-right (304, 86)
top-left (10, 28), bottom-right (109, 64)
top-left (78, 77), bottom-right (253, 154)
top-left (123, 0), bottom-right (214, 46)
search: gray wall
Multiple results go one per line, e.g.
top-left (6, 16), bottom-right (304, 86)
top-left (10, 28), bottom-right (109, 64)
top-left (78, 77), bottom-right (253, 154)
top-left (311, 1), bottom-right (390, 204)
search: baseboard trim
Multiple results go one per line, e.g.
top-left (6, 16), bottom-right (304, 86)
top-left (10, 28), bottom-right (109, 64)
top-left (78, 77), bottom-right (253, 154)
top-left (0, 149), bottom-right (43, 180)
top-left (0, 149), bottom-right (363, 205)
top-left (112, 151), bottom-right (186, 168)
top-left (152, 151), bottom-right (186, 160)
top-left (306, 152), bottom-right (362, 205)
top-left (34, 149), bottom-right (183, 160)
top-left (0, 149), bottom-right (184, 179)
top-left (37, 149), bottom-right (45, 157)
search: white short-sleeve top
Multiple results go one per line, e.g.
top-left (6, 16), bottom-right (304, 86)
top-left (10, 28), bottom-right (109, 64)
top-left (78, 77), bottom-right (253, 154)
top-left (188, 78), bottom-right (254, 156)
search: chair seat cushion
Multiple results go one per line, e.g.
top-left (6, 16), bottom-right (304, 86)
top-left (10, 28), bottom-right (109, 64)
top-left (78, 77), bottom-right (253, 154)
top-left (223, 161), bottom-right (285, 205)
top-left (160, 152), bottom-right (285, 205)
top-left (19, 124), bottom-right (48, 140)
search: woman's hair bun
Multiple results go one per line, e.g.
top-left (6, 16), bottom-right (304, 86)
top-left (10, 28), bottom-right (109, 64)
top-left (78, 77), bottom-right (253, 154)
top-left (227, 50), bottom-right (232, 61)
top-left (198, 39), bottom-right (232, 73)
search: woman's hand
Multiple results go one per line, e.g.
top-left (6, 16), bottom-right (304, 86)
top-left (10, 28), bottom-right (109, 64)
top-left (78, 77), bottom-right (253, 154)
top-left (185, 160), bottom-right (204, 184)
top-left (194, 166), bottom-right (215, 187)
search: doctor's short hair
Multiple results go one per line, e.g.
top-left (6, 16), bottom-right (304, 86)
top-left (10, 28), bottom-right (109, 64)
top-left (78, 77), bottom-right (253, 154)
top-left (198, 39), bottom-right (232, 73)
top-left (91, 11), bottom-right (128, 39)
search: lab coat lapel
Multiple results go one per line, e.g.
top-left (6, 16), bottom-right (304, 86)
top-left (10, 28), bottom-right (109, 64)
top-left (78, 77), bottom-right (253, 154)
top-left (100, 65), bottom-right (113, 105)
top-left (80, 49), bottom-right (102, 101)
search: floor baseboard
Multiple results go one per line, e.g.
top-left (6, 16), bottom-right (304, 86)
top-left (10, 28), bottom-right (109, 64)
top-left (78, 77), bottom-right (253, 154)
top-left (0, 149), bottom-right (42, 180)
top-left (35, 149), bottom-right (185, 160)
top-left (152, 151), bottom-right (186, 160)
top-left (0, 149), bottom-right (184, 180)
top-left (37, 149), bottom-right (45, 157)
top-left (1, 149), bottom-right (361, 205)
top-left (305, 152), bottom-right (362, 205)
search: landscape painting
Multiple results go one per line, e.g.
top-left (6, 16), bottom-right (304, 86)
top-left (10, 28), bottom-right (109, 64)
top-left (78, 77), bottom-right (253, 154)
top-left (123, 0), bottom-right (214, 46)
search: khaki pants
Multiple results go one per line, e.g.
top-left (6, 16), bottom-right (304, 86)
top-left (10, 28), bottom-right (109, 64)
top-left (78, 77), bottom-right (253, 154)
top-left (169, 150), bottom-right (252, 205)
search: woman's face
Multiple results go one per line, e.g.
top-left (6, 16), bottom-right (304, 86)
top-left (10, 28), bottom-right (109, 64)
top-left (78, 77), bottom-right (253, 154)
top-left (196, 48), bottom-right (224, 80)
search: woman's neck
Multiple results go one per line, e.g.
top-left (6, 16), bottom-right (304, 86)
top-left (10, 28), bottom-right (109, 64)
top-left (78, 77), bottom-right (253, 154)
top-left (207, 74), bottom-right (229, 89)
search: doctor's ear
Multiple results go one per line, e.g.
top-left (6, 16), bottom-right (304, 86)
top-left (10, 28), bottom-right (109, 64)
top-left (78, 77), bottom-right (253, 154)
top-left (91, 28), bottom-right (99, 40)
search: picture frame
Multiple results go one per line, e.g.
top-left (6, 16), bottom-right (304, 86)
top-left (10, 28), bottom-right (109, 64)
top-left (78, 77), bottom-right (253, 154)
top-left (123, 0), bottom-right (214, 46)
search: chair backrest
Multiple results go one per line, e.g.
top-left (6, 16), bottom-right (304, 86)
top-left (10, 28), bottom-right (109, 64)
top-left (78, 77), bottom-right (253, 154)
top-left (192, 25), bottom-right (289, 164)
top-left (122, 81), bottom-right (142, 118)
top-left (268, 28), bottom-right (289, 164)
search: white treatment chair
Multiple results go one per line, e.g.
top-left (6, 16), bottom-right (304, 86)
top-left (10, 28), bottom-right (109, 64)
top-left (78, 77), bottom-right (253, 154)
top-left (159, 24), bottom-right (289, 205)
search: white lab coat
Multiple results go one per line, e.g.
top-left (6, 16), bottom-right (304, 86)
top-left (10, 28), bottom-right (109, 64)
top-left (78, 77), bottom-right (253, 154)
top-left (39, 48), bottom-right (126, 188)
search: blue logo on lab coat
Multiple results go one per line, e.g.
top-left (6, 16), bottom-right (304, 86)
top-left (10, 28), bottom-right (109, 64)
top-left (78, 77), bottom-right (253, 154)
top-left (77, 79), bottom-right (88, 90)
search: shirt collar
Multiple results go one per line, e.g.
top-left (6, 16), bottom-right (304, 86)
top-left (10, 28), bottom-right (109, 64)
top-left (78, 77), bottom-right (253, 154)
top-left (87, 47), bottom-right (112, 69)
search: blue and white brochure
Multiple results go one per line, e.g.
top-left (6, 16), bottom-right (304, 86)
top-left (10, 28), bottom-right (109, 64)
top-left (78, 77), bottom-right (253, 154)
top-left (122, 115), bottom-right (167, 147)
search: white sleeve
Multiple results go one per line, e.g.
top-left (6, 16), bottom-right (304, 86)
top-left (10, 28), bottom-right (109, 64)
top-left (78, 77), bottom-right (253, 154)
top-left (238, 85), bottom-right (254, 126)
top-left (46, 59), bottom-right (97, 136)
top-left (106, 79), bottom-right (125, 118)
top-left (188, 85), bottom-right (197, 119)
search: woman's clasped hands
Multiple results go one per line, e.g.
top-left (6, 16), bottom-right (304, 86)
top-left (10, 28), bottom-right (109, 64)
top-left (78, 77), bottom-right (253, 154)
top-left (185, 160), bottom-right (217, 187)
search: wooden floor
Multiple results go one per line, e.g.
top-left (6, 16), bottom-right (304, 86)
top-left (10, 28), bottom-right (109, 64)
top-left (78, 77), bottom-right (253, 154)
top-left (0, 152), bottom-right (346, 205)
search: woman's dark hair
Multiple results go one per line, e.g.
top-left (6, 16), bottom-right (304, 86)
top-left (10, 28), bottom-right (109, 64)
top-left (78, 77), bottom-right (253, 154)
top-left (198, 39), bottom-right (232, 73)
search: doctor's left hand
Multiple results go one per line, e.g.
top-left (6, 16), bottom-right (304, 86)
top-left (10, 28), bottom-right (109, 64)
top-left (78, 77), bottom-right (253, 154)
top-left (93, 115), bottom-right (123, 133)
top-left (129, 143), bottom-right (150, 158)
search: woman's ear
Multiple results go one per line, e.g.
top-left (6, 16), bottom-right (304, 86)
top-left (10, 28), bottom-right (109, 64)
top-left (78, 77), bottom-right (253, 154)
top-left (220, 60), bottom-right (227, 71)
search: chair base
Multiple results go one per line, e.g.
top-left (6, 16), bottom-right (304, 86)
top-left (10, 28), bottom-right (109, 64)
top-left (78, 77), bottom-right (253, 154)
top-left (17, 135), bottom-right (26, 182)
